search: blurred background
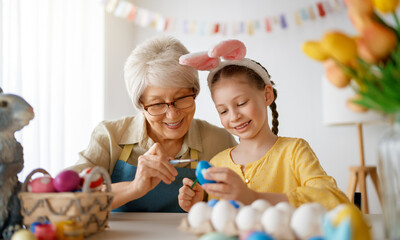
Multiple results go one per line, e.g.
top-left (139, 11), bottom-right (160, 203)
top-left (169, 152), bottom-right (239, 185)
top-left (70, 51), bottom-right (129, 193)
top-left (0, 0), bottom-right (389, 213)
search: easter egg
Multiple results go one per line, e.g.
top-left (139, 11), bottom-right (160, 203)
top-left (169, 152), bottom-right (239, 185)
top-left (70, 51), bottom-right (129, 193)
top-left (251, 199), bottom-right (271, 212)
top-left (290, 203), bottom-right (327, 240)
top-left (10, 229), bottom-right (36, 240)
top-left (228, 199), bottom-right (242, 209)
top-left (246, 231), bottom-right (274, 240)
top-left (188, 201), bottom-right (212, 228)
top-left (27, 175), bottom-right (56, 193)
top-left (79, 167), bottom-right (103, 191)
top-left (207, 199), bottom-right (219, 207)
top-left (236, 205), bottom-right (261, 231)
top-left (195, 161), bottom-right (216, 185)
top-left (53, 170), bottom-right (80, 192)
top-left (211, 200), bottom-right (237, 232)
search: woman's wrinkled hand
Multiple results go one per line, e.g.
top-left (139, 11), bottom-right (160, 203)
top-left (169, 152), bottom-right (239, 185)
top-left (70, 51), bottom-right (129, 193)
top-left (130, 143), bottom-right (178, 198)
top-left (178, 178), bottom-right (204, 212)
top-left (202, 167), bottom-right (257, 205)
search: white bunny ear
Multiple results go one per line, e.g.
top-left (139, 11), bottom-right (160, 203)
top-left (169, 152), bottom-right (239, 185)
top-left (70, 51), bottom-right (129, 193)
top-left (208, 39), bottom-right (246, 60)
top-left (179, 51), bottom-right (220, 70)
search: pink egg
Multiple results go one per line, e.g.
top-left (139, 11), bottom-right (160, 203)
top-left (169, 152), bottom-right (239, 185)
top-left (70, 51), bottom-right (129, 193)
top-left (79, 167), bottom-right (103, 191)
top-left (27, 176), bottom-right (56, 193)
top-left (53, 170), bottom-right (80, 192)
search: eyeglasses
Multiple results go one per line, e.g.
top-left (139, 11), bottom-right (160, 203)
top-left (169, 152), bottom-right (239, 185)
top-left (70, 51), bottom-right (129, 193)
top-left (140, 94), bottom-right (196, 116)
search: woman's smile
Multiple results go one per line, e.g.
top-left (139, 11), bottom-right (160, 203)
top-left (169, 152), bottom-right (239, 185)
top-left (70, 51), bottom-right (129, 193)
top-left (164, 119), bottom-right (184, 129)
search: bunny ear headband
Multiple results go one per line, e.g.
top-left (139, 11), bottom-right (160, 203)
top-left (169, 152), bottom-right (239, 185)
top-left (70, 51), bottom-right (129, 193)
top-left (179, 39), bottom-right (271, 86)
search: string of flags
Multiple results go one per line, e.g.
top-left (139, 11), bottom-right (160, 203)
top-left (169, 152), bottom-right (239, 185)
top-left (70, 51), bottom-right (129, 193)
top-left (103, 0), bottom-right (346, 36)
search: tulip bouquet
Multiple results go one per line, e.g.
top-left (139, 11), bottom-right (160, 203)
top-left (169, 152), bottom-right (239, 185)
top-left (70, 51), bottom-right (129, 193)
top-left (302, 0), bottom-right (400, 115)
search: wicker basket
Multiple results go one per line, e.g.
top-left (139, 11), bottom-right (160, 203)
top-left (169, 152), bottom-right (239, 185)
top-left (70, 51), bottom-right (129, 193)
top-left (18, 167), bottom-right (114, 237)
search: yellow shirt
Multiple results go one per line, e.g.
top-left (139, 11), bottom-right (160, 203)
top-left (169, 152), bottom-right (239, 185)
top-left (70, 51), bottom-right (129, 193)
top-left (209, 137), bottom-right (349, 209)
top-left (69, 112), bottom-right (238, 174)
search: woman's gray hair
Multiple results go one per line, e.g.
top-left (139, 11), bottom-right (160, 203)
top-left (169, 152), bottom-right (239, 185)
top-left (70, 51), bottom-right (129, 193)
top-left (124, 35), bottom-right (200, 110)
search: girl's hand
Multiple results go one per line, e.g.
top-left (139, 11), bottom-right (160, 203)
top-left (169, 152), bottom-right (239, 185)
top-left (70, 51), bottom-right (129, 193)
top-left (202, 167), bottom-right (257, 205)
top-left (178, 178), bottom-right (204, 212)
top-left (131, 143), bottom-right (178, 198)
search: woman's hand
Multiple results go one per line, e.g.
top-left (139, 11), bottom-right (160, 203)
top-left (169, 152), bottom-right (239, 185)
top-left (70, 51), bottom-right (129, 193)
top-left (132, 143), bottom-right (178, 198)
top-left (202, 167), bottom-right (257, 205)
top-left (178, 178), bottom-right (204, 212)
top-left (111, 143), bottom-right (178, 209)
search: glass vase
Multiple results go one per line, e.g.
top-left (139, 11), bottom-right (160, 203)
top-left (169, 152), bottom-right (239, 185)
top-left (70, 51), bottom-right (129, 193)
top-left (378, 112), bottom-right (400, 240)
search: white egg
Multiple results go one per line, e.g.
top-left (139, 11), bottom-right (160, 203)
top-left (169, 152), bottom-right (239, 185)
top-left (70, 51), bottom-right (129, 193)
top-left (290, 203), bottom-right (327, 240)
top-left (261, 206), bottom-right (295, 239)
top-left (188, 201), bottom-right (212, 228)
top-left (275, 201), bottom-right (295, 217)
top-left (235, 205), bottom-right (261, 231)
top-left (251, 199), bottom-right (271, 212)
top-left (211, 200), bottom-right (237, 232)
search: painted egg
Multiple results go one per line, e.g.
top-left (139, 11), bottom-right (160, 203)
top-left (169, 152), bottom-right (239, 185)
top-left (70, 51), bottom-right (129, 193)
top-left (10, 229), bottom-right (36, 240)
top-left (53, 170), bottom-right (80, 192)
top-left (208, 199), bottom-right (219, 207)
top-left (188, 201), bottom-right (212, 228)
top-left (228, 199), bottom-right (242, 209)
top-left (290, 203), bottom-right (327, 240)
top-left (275, 202), bottom-right (295, 217)
top-left (246, 231), bottom-right (274, 240)
top-left (235, 205), bottom-right (261, 231)
top-left (27, 175), bottom-right (56, 193)
top-left (79, 167), bottom-right (103, 191)
top-left (195, 161), bottom-right (216, 185)
top-left (211, 200), bottom-right (237, 232)
top-left (251, 199), bottom-right (271, 212)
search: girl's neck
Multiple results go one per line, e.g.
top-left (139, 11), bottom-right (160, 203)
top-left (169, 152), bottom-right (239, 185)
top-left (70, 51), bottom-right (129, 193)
top-left (231, 128), bottom-right (278, 166)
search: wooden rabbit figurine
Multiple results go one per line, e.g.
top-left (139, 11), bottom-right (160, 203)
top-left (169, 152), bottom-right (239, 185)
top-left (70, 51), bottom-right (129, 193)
top-left (0, 88), bottom-right (34, 240)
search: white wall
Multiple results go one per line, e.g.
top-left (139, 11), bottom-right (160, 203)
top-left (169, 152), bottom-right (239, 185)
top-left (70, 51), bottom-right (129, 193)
top-left (104, 0), bottom-right (387, 213)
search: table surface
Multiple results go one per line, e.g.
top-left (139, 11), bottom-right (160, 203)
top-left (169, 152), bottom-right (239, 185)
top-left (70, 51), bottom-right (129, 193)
top-left (87, 212), bottom-right (384, 240)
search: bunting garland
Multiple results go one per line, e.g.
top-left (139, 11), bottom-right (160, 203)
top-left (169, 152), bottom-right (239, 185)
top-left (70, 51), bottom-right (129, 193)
top-left (104, 0), bottom-right (346, 36)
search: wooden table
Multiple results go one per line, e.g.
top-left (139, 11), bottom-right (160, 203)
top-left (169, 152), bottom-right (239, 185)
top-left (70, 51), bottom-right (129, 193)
top-left (87, 212), bottom-right (385, 240)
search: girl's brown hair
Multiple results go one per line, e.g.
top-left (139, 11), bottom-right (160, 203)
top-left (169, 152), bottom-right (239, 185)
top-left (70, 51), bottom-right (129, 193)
top-left (210, 62), bottom-right (279, 135)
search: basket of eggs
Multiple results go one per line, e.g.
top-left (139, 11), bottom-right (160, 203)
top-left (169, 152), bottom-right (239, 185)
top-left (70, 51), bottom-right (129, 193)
top-left (18, 166), bottom-right (114, 237)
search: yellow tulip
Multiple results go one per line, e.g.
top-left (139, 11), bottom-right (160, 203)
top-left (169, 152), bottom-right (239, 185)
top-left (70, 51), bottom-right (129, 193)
top-left (359, 21), bottom-right (398, 61)
top-left (321, 32), bottom-right (358, 66)
top-left (344, 0), bottom-right (374, 16)
top-left (302, 41), bottom-right (330, 61)
top-left (372, 0), bottom-right (400, 13)
top-left (347, 94), bottom-right (369, 113)
top-left (323, 59), bottom-right (352, 88)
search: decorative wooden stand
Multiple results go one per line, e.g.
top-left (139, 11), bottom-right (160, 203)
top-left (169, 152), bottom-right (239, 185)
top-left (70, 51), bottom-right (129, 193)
top-left (347, 123), bottom-right (381, 214)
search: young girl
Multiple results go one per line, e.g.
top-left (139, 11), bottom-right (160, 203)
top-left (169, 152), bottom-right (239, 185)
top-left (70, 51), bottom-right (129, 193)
top-left (178, 40), bottom-right (349, 212)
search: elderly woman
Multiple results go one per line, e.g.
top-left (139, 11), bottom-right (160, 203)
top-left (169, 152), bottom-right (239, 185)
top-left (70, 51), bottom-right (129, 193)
top-left (70, 36), bottom-right (237, 212)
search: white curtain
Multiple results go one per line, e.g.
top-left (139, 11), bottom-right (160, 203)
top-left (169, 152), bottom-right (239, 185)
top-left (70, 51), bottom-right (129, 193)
top-left (0, 0), bottom-right (105, 180)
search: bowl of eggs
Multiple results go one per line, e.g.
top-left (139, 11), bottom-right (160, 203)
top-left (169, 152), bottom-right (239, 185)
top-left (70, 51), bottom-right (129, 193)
top-left (18, 167), bottom-right (113, 237)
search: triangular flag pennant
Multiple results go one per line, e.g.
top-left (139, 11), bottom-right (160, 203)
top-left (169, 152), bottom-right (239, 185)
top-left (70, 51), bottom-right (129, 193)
top-left (127, 5), bottom-right (137, 22)
top-left (301, 8), bottom-right (309, 20)
top-left (317, 2), bottom-right (326, 17)
top-left (248, 21), bottom-right (254, 35)
top-left (308, 6), bottom-right (317, 20)
top-left (105, 0), bottom-right (118, 13)
top-left (265, 18), bottom-right (272, 32)
top-left (295, 11), bottom-right (302, 26)
top-left (213, 23), bottom-right (220, 34)
top-left (280, 14), bottom-right (287, 29)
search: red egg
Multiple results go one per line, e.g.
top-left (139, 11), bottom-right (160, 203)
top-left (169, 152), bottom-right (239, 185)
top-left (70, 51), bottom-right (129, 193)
top-left (53, 170), bottom-right (80, 192)
top-left (79, 167), bottom-right (103, 192)
top-left (27, 176), bottom-right (56, 193)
